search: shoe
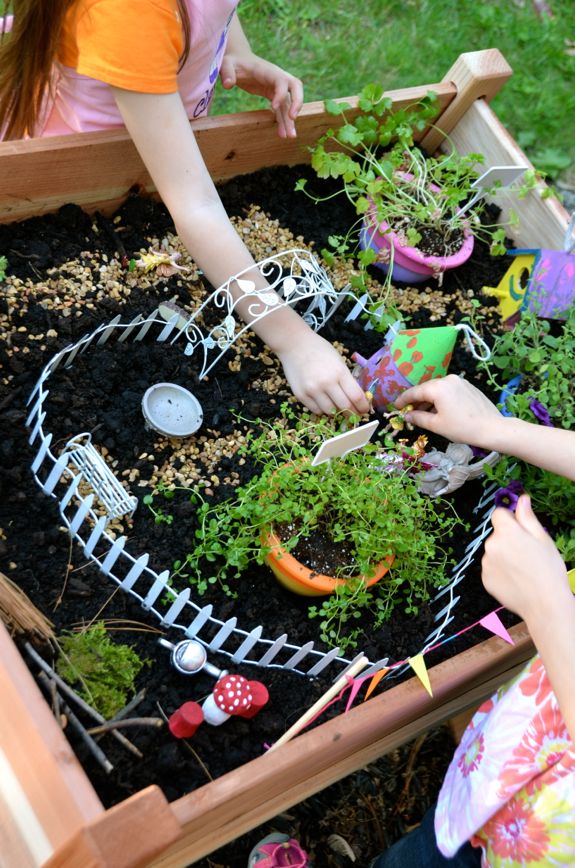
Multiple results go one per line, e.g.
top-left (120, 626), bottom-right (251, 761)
top-left (248, 832), bottom-right (311, 867)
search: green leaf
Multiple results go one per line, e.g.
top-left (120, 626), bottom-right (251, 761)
top-left (325, 98), bottom-right (351, 116)
top-left (337, 124), bottom-right (364, 147)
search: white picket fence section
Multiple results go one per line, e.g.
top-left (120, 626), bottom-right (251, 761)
top-left (26, 308), bottom-right (495, 680)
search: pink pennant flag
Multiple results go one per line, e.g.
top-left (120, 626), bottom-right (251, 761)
top-left (345, 675), bottom-right (368, 713)
top-left (364, 668), bottom-right (389, 701)
top-left (479, 611), bottom-right (514, 645)
top-left (409, 654), bottom-right (433, 696)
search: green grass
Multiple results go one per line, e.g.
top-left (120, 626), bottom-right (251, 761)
top-left (212, 0), bottom-right (575, 177)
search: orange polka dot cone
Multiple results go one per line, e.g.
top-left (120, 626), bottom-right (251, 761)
top-left (352, 325), bottom-right (458, 413)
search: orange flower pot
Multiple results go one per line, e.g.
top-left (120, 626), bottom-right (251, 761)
top-left (263, 528), bottom-right (394, 596)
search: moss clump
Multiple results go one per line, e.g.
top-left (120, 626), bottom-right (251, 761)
top-left (56, 622), bottom-right (148, 718)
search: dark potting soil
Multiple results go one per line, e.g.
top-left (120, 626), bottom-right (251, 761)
top-left (0, 164), bottom-right (518, 864)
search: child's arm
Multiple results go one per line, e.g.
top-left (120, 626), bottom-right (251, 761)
top-left (111, 87), bottom-right (369, 417)
top-left (219, 14), bottom-right (303, 139)
top-left (395, 375), bottom-right (575, 482)
top-left (482, 495), bottom-right (575, 741)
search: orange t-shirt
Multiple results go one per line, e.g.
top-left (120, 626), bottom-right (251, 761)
top-left (37, 0), bottom-right (238, 134)
top-left (58, 0), bottom-right (184, 93)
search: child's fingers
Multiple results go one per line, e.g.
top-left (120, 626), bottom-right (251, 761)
top-left (395, 382), bottom-right (436, 408)
top-left (514, 494), bottom-right (549, 542)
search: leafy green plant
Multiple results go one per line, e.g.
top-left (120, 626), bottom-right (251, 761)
top-left (296, 84), bottom-right (539, 300)
top-left (56, 622), bottom-right (149, 718)
top-left (484, 307), bottom-right (575, 429)
top-left (143, 484), bottom-right (176, 525)
top-left (0, 256), bottom-right (7, 282)
top-left (175, 406), bottom-right (464, 651)
top-left (482, 306), bottom-right (575, 567)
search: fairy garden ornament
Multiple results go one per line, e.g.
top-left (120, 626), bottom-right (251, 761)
top-left (202, 674), bottom-right (269, 726)
top-left (136, 247), bottom-right (189, 278)
top-left (158, 637), bottom-right (228, 679)
top-left (415, 442), bottom-right (501, 497)
top-left (168, 701), bottom-right (204, 739)
top-left (352, 321), bottom-right (491, 414)
top-left (167, 674), bottom-right (269, 738)
top-left (483, 212), bottom-right (575, 322)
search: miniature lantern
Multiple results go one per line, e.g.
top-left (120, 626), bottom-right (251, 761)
top-left (202, 674), bottom-right (269, 726)
top-left (353, 324), bottom-right (459, 413)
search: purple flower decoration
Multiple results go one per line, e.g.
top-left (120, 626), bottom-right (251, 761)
top-left (529, 399), bottom-right (554, 427)
top-left (494, 479), bottom-right (524, 511)
top-left (470, 445), bottom-right (489, 459)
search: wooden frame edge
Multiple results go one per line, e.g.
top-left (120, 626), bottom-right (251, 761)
top-left (0, 623), bottom-right (102, 862)
top-left (152, 624), bottom-right (533, 867)
top-left (0, 49), bottom-right (514, 224)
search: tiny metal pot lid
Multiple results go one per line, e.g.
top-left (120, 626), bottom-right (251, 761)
top-left (142, 382), bottom-right (203, 437)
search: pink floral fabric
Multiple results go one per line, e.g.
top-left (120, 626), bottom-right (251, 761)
top-left (435, 655), bottom-right (575, 866)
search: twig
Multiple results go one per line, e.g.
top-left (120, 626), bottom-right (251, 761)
top-left (268, 656), bottom-right (370, 751)
top-left (53, 534), bottom-right (74, 610)
top-left (92, 688), bottom-right (148, 744)
top-left (24, 642), bottom-right (143, 758)
top-left (396, 733), bottom-right (427, 813)
top-left (87, 717), bottom-right (164, 736)
top-left (109, 688), bottom-right (147, 722)
top-left (37, 672), bottom-right (114, 774)
top-left (48, 674), bottom-right (62, 724)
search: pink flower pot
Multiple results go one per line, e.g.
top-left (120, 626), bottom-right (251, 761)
top-left (359, 174), bottom-right (475, 283)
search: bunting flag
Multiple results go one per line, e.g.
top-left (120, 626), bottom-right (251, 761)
top-left (344, 674), bottom-right (368, 712)
top-left (288, 607), bottom-right (515, 740)
top-left (364, 667), bottom-right (389, 701)
top-left (479, 611), bottom-right (514, 645)
top-left (408, 653), bottom-right (433, 696)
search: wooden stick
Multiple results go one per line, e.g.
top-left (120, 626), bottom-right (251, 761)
top-left (37, 672), bottom-right (114, 774)
top-left (108, 688), bottom-right (147, 722)
top-left (268, 656), bottom-right (370, 752)
top-left (87, 717), bottom-right (164, 736)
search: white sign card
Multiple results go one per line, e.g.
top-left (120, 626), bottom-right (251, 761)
top-left (311, 420), bottom-right (380, 466)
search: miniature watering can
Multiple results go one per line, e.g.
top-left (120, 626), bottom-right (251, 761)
top-left (352, 322), bottom-right (490, 414)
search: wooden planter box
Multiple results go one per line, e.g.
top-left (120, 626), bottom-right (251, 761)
top-left (0, 50), bottom-right (569, 868)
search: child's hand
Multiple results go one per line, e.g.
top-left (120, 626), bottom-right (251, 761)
top-left (482, 494), bottom-right (570, 626)
top-left (394, 375), bottom-right (503, 448)
top-left (277, 331), bottom-right (371, 416)
top-left (220, 53), bottom-right (303, 138)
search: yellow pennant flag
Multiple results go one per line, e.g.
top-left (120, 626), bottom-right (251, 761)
top-left (409, 654), bottom-right (433, 696)
top-left (364, 667), bottom-right (389, 701)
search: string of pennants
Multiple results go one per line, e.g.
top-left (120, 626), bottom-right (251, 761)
top-left (308, 607), bottom-right (514, 730)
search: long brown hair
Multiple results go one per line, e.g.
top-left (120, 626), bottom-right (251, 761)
top-left (0, 0), bottom-right (192, 140)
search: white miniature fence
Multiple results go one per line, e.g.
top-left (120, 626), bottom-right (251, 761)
top-left (26, 249), bottom-right (496, 680)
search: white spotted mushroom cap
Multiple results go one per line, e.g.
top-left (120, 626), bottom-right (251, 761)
top-left (213, 675), bottom-right (253, 715)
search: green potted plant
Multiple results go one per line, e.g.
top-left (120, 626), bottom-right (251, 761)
top-left (481, 304), bottom-right (575, 573)
top-left (160, 408), bottom-right (464, 651)
top-left (297, 85), bottom-right (535, 297)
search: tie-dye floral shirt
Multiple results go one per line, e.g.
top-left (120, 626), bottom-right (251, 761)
top-left (435, 654), bottom-right (575, 866)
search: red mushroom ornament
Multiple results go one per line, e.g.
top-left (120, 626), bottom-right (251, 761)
top-left (202, 674), bottom-right (269, 726)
